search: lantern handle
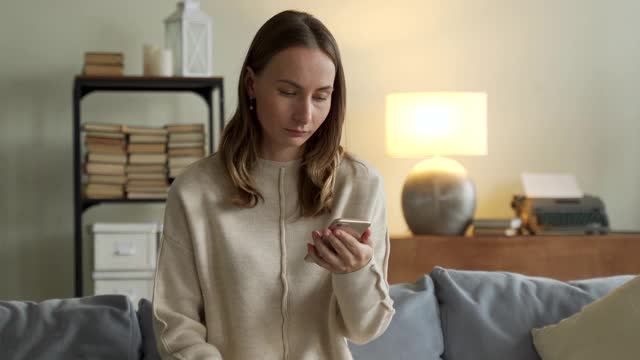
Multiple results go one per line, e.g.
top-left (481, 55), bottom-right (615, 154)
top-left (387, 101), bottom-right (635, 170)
top-left (181, 0), bottom-right (200, 9)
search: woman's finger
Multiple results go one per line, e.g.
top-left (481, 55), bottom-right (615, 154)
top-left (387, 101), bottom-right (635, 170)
top-left (324, 229), bottom-right (352, 259)
top-left (360, 228), bottom-right (373, 245)
top-left (306, 243), bottom-right (336, 272)
top-left (313, 232), bottom-right (343, 268)
top-left (333, 228), bottom-right (362, 255)
top-left (335, 226), bottom-right (361, 240)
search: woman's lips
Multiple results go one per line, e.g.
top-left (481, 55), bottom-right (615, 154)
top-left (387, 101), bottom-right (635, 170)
top-left (285, 129), bottom-right (307, 137)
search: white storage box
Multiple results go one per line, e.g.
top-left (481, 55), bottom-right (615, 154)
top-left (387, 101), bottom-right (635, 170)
top-left (93, 271), bottom-right (155, 309)
top-left (90, 223), bottom-right (161, 271)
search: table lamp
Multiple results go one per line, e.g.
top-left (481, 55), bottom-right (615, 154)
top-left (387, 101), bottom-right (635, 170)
top-left (386, 92), bottom-right (487, 235)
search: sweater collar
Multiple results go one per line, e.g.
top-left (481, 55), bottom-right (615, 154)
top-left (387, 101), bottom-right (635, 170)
top-left (256, 157), bottom-right (303, 169)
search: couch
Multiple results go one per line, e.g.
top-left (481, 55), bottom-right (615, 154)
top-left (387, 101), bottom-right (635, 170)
top-left (349, 266), bottom-right (636, 360)
top-left (0, 267), bottom-right (635, 360)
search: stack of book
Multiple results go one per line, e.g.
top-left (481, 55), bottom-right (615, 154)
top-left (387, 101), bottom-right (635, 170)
top-left (83, 123), bottom-right (126, 199)
top-left (83, 52), bottom-right (124, 76)
top-left (125, 126), bottom-right (169, 199)
top-left (471, 218), bottom-right (524, 236)
top-left (166, 123), bottom-right (207, 179)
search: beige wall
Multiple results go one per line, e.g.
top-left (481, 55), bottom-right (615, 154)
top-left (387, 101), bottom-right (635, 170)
top-left (2, 0), bottom-right (639, 300)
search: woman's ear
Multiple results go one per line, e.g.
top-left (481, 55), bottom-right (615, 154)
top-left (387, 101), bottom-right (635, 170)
top-left (244, 66), bottom-right (256, 98)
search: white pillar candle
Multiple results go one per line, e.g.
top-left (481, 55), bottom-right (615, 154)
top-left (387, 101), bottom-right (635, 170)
top-left (153, 49), bottom-right (173, 77)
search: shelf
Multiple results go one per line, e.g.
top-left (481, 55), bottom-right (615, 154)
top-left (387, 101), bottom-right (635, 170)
top-left (75, 75), bottom-right (224, 98)
top-left (82, 198), bottom-right (167, 211)
top-left (73, 75), bottom-right (224, 297)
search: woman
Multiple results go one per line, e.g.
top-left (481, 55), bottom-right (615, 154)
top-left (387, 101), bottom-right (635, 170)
top-left (152, 10), bottom-right (394, 360)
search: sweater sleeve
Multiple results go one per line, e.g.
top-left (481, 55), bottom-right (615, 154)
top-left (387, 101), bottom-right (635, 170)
top-left (152, 187), bottom-right (224, 360)
top-left (331, 175), bottom-right (395, 344)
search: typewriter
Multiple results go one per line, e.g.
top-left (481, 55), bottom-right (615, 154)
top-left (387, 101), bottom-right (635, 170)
top-left (511, 195), bottom-right (610, 235)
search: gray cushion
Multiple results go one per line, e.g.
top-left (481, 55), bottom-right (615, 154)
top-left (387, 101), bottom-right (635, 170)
top-left (430, 266), bottom-right (634, 360)
top-left (0, 294), bottom-right (142, 360)
top-left (349, 275), bottom-right (444, 360)
top-left (137, 298), bottom-right (161, 360)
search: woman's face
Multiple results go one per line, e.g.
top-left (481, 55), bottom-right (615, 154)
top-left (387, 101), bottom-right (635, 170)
top-left (245, 47), bottom-right (336, 161)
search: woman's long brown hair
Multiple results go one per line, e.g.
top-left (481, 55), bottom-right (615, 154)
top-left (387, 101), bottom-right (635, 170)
top-left (218, 10), bottom-right (348, 217)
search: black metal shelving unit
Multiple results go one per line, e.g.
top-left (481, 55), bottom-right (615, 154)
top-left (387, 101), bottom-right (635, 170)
top-left (72, 75), bottom-right (224, 297)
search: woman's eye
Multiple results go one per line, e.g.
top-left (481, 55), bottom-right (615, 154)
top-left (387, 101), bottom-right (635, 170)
top-left (279, 90), bottom-right (296, 96)
top-left (313, 95), bottom-right (328, 102)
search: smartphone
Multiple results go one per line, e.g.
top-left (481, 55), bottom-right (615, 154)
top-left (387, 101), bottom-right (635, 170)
top-left (328, 218), bottom-right (371, 236)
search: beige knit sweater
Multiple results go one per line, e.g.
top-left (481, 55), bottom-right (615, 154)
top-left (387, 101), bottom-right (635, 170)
top-left (152, 153), bottom-right (395, 360)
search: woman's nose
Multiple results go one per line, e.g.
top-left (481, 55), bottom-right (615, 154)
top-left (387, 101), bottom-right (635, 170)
top-left (293, 97), bottom-right (312, 124)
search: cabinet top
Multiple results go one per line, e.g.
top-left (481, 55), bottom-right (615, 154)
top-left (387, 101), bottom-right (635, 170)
top-left (391, 233), bottom-right (640, 241)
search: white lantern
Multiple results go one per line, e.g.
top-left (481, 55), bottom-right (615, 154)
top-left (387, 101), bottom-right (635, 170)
top-left (164, 0), bottom-right (213, 76)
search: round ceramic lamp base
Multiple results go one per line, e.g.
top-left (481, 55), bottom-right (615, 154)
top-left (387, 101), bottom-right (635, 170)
top-left (401, 156), bottom-right (476, 235)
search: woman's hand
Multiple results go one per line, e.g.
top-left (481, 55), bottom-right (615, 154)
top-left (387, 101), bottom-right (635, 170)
top-left (304, 227), bottom-right (373, 273)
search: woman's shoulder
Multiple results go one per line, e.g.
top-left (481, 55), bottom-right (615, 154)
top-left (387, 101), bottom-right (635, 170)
top-left (169, 152), bottom-right (230, 195)
top-left (338, 153), bottom-right (383, 186)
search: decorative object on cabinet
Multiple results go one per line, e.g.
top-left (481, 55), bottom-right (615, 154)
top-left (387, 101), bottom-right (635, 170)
top-left (386, 92), bottom-right (487, 235)
top-left (470, 217), bottom-right (523, 236)
top-left (83, 52), bottom-right (124, 76)
top-left (143, 44), bottom-right (173, 77)
top-left (164, 0), bottom-right (213, 76)
top-left (512, 173), bottom-right (610, 235)
top-left (73, 75), bottom-right (224, 297)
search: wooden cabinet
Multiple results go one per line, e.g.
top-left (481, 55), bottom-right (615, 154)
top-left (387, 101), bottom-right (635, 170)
top-left (388, 234), bottom-right (640, 284)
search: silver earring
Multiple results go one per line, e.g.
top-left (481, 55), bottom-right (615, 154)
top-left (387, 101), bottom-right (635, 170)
top-left (249, 98), bottom-right (255, 110)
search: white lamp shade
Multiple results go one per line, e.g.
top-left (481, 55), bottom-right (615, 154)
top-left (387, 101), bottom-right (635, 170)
top-left (386, 92), bottom-right (487, 157)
